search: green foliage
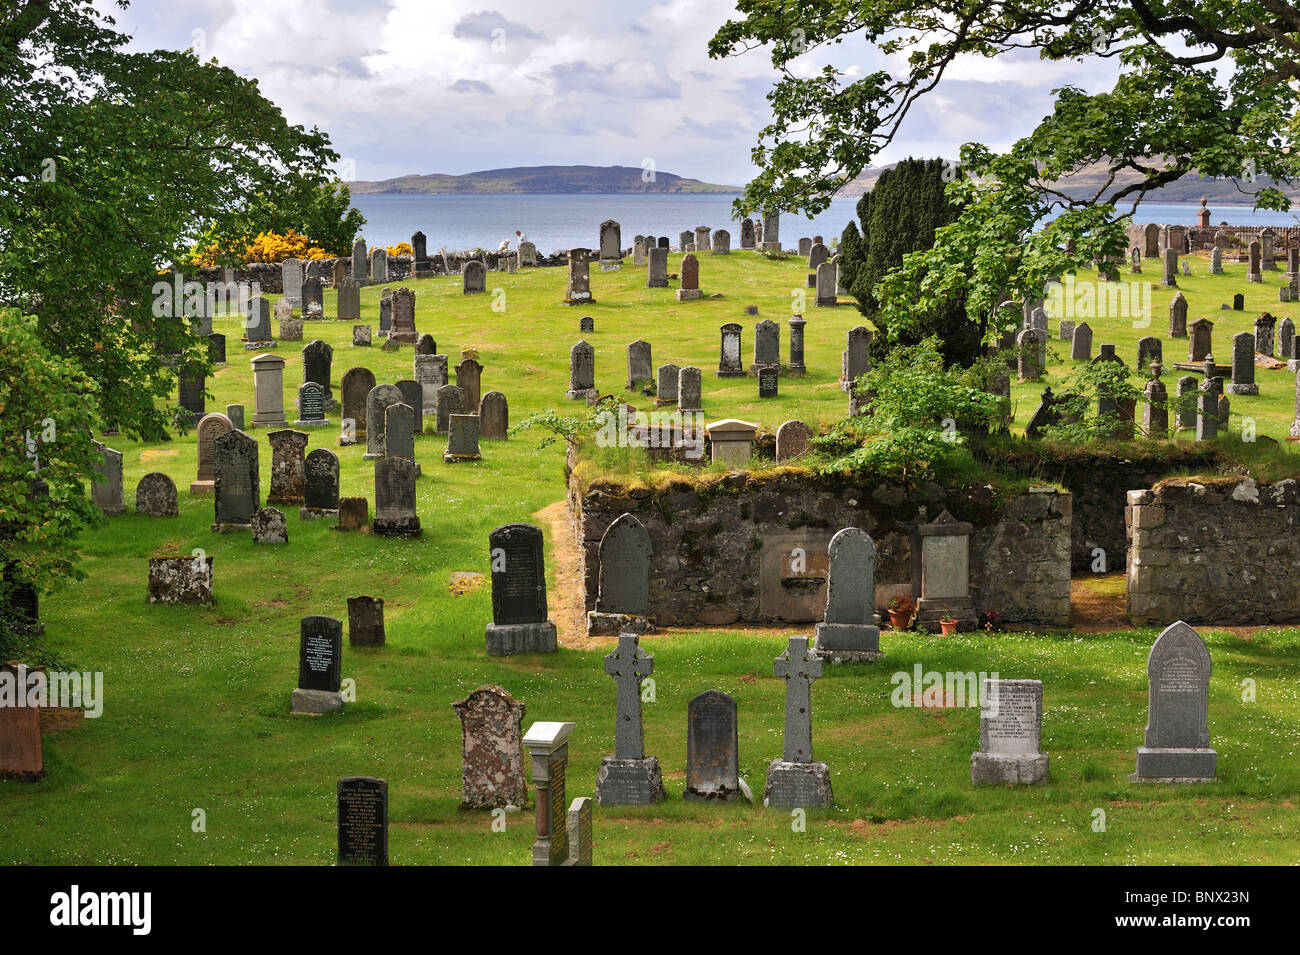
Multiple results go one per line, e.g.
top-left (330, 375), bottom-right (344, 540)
top-left (819, 337), bottom-right (1003, 479)
top-left (0, 311), bottom-right (102, 640)
top-left (841, 158), bottom-right (980, 365)
top-left (1038, 358), bottom-right (1147, 442)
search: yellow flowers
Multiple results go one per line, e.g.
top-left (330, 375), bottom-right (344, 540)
top-left (376, 242), bottom-right (413, 257)
top-left (187, 230), bottom-right (333, 268)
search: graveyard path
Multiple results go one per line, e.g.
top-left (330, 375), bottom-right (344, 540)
top-left (536, 499), bottom-right (596, 648)
top-left (1068, 573), bottom-right (1129, 632)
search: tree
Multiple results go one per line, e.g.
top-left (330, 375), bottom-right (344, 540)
top-left (0, 0), bottom-right (352, 443)
top-left (840, 158), bottom-right (983, 365)
top-left (710, 1), bottom-right (1300, 345)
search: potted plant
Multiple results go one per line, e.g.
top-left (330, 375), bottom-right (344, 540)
top-left (887, 595), bottom-right (915, 630)
top-left (939, 616), bottom-right (959, 636)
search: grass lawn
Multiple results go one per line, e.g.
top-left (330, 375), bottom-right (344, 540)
top-left (4, 251), bottom-right (1299, 865)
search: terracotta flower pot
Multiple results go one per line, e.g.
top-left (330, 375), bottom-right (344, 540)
top-left (940, 619), bottom-right (959, 636)
top-left (888, 610), bottom-right (912, 629)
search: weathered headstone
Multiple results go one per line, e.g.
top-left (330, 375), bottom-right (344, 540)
top-left (191, 412), bottom-right (233, 494)
top-left (1137, 336), bottom-right (1162, 371)
top-left (594, 632), bottom-right (666, 806)
top-left (250, 353), bottom-right (288, 428)
top-left (337, 279), bottom-right (361, 321)
top-left (463, 260), bottom-right (487, 294)
top-left (456, 357), bottom-right (483, 410)
top-left (970, 680), bottom-right (1050, 785)
top-left (599, 219), bottom-right (622, 264)
top-left (712, 229), bottom-right (730, 254)
top-left (1280, 317), bottom-right (1295, 360)
top-left (347, 595), bottom-right (385, 647)
top-left (479, 391), bottom-right (508, 440)
top-left (915, 509), bottom-right (978, 630)
top-left (251, 505), bottom-right (288, 544)
top-left (523, 721), bottom-right (590, 866)
top-left (843, 326), bottom-right (871, 390)
top-left (301, 448), bottom-right (340, 518)
top-left (242, 295), bottom-right (274, 347)
top-left (811, 527), bottom-right (882, 662)
top-left (444, 413), bottom-right (482, 462)
top-left (1226, 332), bottom-right (1258, 395)
top-left (178, 370), bottom-right (206, 422)
top-left (1247, 239), bottom-right (1263, 283)
top-left (147, 554), bottom-right (214, 606)
top-left (90, 441), bottom-right (125, 516)
top-left (136, 472), bottom-right (178, 517)
top-left (416, 333), bottom-right (436, 355)
top-left (1189, 318), bottom-right (1214, 363)
top-left (1169, 293), bottom-right (1188, 338)
top-left (740, 219), bottom-right (755, 249)
top-left (395, 379), bottom-right (423, 434)
top-left (384, 401), bottom-right (417, 467)
top-left (1176, 375), bottom-right (1197, 431)
top-left (775, 419), bottom-right (813, 462)
top-left (434, 384), bottom-right (464, 434)
top-left (0, 663), bottom-right (45, 782)
top-left (654, 363), bottom-right (680, 407)
top-left (677, 366), bottom-right (702, 413)
top-left (1144, 374), bottom-right (1168, 438)
top-left (566, 340), bottom-right (596, 399)
top-left (1131, 621), bottom-right (1217, 782)
top-left (707, 419), bottom-right (758, 466)
top-left (684, 690), bottom-right (746, 802)
top-left (1017, 328), bottom-right (1046, 379)
top-left (302, 339), bottom-right (334, 407)
top-left (717, 323), bottom-right (744, 377)
top-left (339, 367), bottom-right (376, 446)
top-left (646, 247), bottom-right (669, 288)
top-left (212, 429), bottom-right (259, 528)
top-left (588, 513), bottom-right (655, 635)
top-left (1070, 322), bottom-right (1093, 361)
top-left (414, 354), bottom-right (447, 416)
top-left (452, 685), bottom-right (528, 809)
top-left (1255, 312), bottom-right (1276, 357)
top-left (372, 455), bottom-right (420, 537)
top-left (676, 254), bottom-right (702, 300)
top-left (364, 383), bottom-right (404, 459)
top-left (336, 497), bottom-right (368, 532)
top-left (1209, 247), bottom-right (1223, 274)
top-left (753, 319), bottom-right (779, 369)
top-left (485, 523), bottom-right (557, 655)
top-left (763, 636), bottom-right (832, 808)
top-left (564, 248), bottom-right (593, 305)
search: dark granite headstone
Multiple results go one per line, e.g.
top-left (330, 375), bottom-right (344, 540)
top-left (337, 776), bottom-right (388, 866)
top-left (347, 595), bottom-right (385, 647)
top-left (303, 448), bottom-right (340, 513)
top-left (298, 615), bottom-right (342, 692)
top-left (213, 429), bottom-right (259, 527)
top-left (685, 690), bottom-right (743, 801)
top-left (486, 523), bottom-right (557, 655)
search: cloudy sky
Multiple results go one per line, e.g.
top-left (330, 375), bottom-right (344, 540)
top-left (99, 0), bottom-right (1118, 185)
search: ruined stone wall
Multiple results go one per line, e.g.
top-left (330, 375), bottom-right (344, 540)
top-left (1127, 477), bottom-right (1300, 625)
top-left (572, 471), bottom-right (1071, 628)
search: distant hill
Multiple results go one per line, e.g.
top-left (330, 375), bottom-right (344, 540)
top-left (349, 165), bottom-right (743, 196)
top-left (836, 161), bottom-right (1300, 205)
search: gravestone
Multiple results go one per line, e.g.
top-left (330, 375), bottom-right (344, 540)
top-left (265, 429), bottom-right (308, 506)
top-left (281, 258), bottom-right (304, 304)
top-left (444, 413), bottom-right (482, 462)
top-left (685, 690), bottom-right (746, 802)
top-left (626, 341), bottom-right (653, 389)
top-left (337, 279), bottom-right (361, 321)
top-left (915, 509), bottom-right (978, 630)
top-left (395, 380), bottom-right (423, 434)
top-left (588, 513), bottom-right (655, 635)
top-left (370, 249), bottom-right (388, 284)
top-left (411, 231), bottom-right (429, 275)
top-left (336, 497), bottom-right (368, 532)
top-left (212, 429), bottom-right (259, 528)
top-left (336, 777), bottom-right (387, 866)
top-left (1137, 336), bottom-right (1162, 371)
top-left (434, 384), bottom-right (465, 434)
top-left (680, 230), bottom-right (694, 251)
top-left (632, 236), bottom-right (647, 266)
top-left (753, 319), bottom-right (780, 369)
top-left (1279, 317), bottom-right (1295, 360)
top-left (1233, 293), bottom-right (1244, 311)
top-left (1255, 313), bottom-right (1276, 357)
top-left (372, 455), bottom-right (420, 537)
top-left (347, 595), bottom-right (385, 647)
top-left (712, 229), bottom-right (730, 254)
top-left (677, 366), bottom-right (703, 413)
top-left (761, 210), bottom-right (780, 251)
top-left (250, 353), bottom-right (287, 428)
top-left (762, 636), bottom-right (833, 809)
top-left (1017, 328), bottom-right (1046, 379)
top-left (564, 248), bottom-right (594, 305)
top-left (1210, 247), bottom-right (1223, 274)
top-left (740, 218), bottom-right (755, 249)
top-left (811, 527), bottom-right (882, 662)
top-left (1189, 318), bottom-right (1214, 363)
top-left (1070, 322), bottom-right (1093, 361)
top-left (178, 370), bottom-right (205, 422)
top-left (135, 473), bottom-right (178, 517)
top-left (147, 554), bottom-right (214, 605)
top-left (1248, 240), bottom-right (1262, 282)
top-left (302, 339), bottom-right (334, 406)
top-left (1144, 375), bottom-right (1168, 438)
top-left (815, 262), bottom-right (837, 306)
top-left (518, 241), bottom-right (538, 266)
top-left (694, 226), bottom-right (711, 252)
top-left (1059, 318), bottom-right (1075, 343)
top-left (332, 260), bottom-right (347, 288)
top-left (775, 419), bottom-right (813, 462)
top-left (388, 287), bottom-right (417, 344)
top-left (1169, 293), bottom-right (1188, 337)
top-left (384, 402), bottom-right (417, 467)
top-left (1162, 248), bottom-right (1178, 287)
top-left (208, 333), bottom-right (226, 364)
top-left (416, 333), bottom-right (436, 355)
top-left (653, 363), bottom-right (680, 407)
top-left (599, 219), bottom-right (622, 264)
top-left (1197, 384), bottom-right (1218, 440)
top-left (1130, 246), bottom-right (1142, 272)
top-left (302, 448), bottom-right (340, 518)
top-left (364, 383), bottom-right (404, 459)
top-left (799, 237), bottom-right (813, 257)
top-left (414, 354), bottom-right (448, 415)
top-left (191, 412), bottom-right (233, 494)
top-left (1226, 332), bottom-right (1258, 395)
top-left (279, 316), bottom-right (303, 342)
top-left (758, 365), bottom-right (778, 398)
top-left (594, 632), bottom-right (666, 806)
top-left (707, 419), bottom-right (758, 465)
top-left (970, 680), bottom-right (1050, 785)
top-left (456, 357), bottom-right (483, 410)
top-left (717, 323), bottom-right (744, 377)
top-left (479, 391), bottom-right (508, 440)
top-left (523, 721), bottom-right (588, 867)
top-left (251, 505), bottom-right (288, 544)
top-left (843, 326), bottom-right (871, 391)
top-left (463, 260), bottom-right (487, 294)
top-left (676, 254), bottom-right (702, 300)
top-left (485, 523), bottom-right (557, 655)
top-left (1176, 376), bottom-right (1198, 431)
top-left (452, 685), bottom-right (528, 809)
top-left (1131, 621), bottom-right (1217, 782)
top-left (339, 367), bottom-right (376, 446)
top-left (242, 296), bottom-right (274, 347)
top-left (377, 287), bottom-right (392, 338)
top-left (0, 662), bottom-right (44, 782)
top-left (351, 239), bottom-right (368, 285)
top-left (295, 382), bottom-right (328, 428)
top-left (292, 615), bottom-right (343, 714)
top-left (787, 314), bottom-right (806, 374)
top-left (301, 273), bottom-right (323, 320)
top-left (89, 441), bottom-right (125, 515)
top-left (646, 247), bottom-right (669, 288)
top-left (1286, 247), bottom-right (1300, 283)
top-left (580, 315), bottom-right (594, 333)
top-left (566, 341), bottom-right (596, 400)
top-left (1261, 229), bottom-right (1277, 270)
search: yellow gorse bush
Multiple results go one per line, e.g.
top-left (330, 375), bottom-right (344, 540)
top-left (376, 242), bottom-right (413, 257)
top-left (188, 229), bottom-right (334, 268)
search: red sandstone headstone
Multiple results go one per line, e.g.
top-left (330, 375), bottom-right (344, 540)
top-left (0, 661), bottom-right (45, 782)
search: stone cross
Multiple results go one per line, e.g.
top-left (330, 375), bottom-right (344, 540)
top-left (773, 635), bottom-right (821, 762)
top-left (604, 632), bottom-right (654, 760)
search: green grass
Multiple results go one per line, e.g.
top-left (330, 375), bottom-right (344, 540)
top-left (4, 251), bottom-right (1300, 865)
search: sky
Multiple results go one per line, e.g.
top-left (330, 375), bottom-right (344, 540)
top-left (97, 0), bottom-right (1121, 186)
